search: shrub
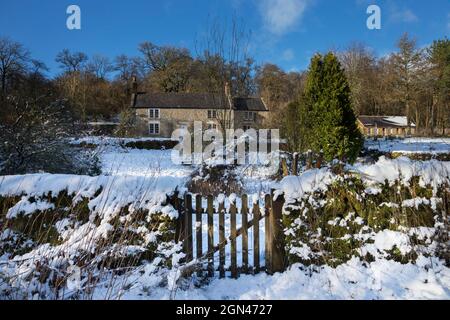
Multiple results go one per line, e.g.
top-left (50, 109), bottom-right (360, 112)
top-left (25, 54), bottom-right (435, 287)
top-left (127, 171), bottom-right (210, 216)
top-left (282, 171), bottom-right (448, 267)
top-left (0, 190), bottom-right (181, 299)
top-left (187, 165), bottom-right (243, 196)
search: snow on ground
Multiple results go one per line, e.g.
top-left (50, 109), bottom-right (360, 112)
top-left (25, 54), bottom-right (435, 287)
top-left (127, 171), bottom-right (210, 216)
top-left (99, 142), bottom-right (276, 195)
top-left (70, 136), bottom-right (175, 145)
top-left (173, 257), bottom-right (449, 300)
top-left (365, 137), bottom-right (450, 154)
top-left (91, 255), bottom-right (449, 300)
top-left (101, 148), bottom-right (193, 181)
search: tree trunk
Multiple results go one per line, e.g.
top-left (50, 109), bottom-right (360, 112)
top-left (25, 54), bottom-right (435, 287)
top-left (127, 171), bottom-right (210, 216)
top-left (1, 72), bottom-right (6, 95)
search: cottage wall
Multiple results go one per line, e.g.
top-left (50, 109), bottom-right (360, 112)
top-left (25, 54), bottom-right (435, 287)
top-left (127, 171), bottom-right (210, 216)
top-left (136, 108), bottom-right (269, 138)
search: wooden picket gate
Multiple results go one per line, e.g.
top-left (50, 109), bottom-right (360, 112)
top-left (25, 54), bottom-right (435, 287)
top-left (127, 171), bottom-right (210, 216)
top-left (174, 192), bottom-right (287, 278)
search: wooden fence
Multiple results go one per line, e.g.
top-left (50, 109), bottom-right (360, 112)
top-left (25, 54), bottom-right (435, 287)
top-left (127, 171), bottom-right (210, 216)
top-left (174, 192), bottom-right (287, 278)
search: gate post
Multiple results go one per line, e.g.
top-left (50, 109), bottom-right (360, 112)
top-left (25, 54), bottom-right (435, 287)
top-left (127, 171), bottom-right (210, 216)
top-left (264, 194), bottom-right (272, 273)
top-left (184, 194), bottom-right (193, 262)
top-left (172, 191), bottom-right (184, 244)
top-left (267, 191), bottom-right (286, 274)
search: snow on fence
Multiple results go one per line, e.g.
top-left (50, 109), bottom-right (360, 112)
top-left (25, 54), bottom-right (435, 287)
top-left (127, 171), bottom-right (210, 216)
top-left (173, 192), bottom-right (287, 279)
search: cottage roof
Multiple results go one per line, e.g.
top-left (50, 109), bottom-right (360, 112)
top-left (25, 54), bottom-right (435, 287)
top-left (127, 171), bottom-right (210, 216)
top-left (358, 116), bottom-right (416, 128)
top-left (132, 92), bottom-right (268, 112)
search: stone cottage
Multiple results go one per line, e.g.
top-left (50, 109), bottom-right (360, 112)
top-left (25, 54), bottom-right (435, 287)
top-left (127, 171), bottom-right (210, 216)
top-left (357, 116), bottom-right (416, 137)
top-left (131, 82), bottom-right (269, 138)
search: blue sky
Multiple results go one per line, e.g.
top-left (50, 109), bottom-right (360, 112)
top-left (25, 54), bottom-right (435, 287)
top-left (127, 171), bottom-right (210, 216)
top-left (0, 0), bottom-right (449, 76)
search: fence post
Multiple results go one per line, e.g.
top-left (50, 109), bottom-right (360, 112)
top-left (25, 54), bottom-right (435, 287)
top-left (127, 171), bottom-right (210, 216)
top-left (268, 191), bottom-right (286, 274)
top-left (218, 201), bottom-right (226, 278)
top-left (253, 200), bottom-right (260, 273)
top-left (184, 194), bottom-right (193, 262)
top-left (230, 199), bottom-right (238, 279)
top-left (172, 192), bottom-right (183, 243)
top-left (195, 195), bottom-right (202, 276)
top-left (207, 195), bottom-right (214, 277)
top-left (241, 194), bottom-right (249, 274)
top-left (264, 194), bottom-right (272, 273)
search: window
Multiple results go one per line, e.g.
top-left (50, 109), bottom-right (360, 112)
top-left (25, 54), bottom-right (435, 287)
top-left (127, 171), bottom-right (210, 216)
top-left (149, 108), bottom-right (160, 119)
top-left (243, 125), bottom-right (252, 131)
top-left (149, 122), bottom-right (160, 135)
top-left (208, 110), bottom-right (217, 119)
top-left (207, 122), bottom-right (218, 130)
top-left (244, 111), bottom-right (256, 121)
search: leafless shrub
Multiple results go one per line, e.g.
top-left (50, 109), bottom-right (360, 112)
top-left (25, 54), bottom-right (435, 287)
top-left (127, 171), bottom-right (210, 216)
top-left (187, 165), bottom-right (243, 196)
top-left (0, 94), bottom-right (99, 175)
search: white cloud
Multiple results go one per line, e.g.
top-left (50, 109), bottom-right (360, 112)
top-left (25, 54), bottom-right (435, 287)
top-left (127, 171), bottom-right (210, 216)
top-left (282, 48), bottom-right (295, 61)
top-left (259, 0), bottom-right (310, 35)
top-left (390, 8), bottom-right (418, 23)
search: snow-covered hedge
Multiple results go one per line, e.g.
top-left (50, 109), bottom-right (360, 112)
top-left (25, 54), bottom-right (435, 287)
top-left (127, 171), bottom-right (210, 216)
top-left (279, 157), bottom-right (449, 267)
top-left (0, 174), bottom-right (184, 299)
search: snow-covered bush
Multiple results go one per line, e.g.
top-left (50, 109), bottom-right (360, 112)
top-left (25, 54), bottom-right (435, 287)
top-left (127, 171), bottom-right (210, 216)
top-left (0, 95), bottom-right (100, 176)
top-left (0, 175), bottom-right (183, 299)
top-left (280, 158), bottom-right (449, 267)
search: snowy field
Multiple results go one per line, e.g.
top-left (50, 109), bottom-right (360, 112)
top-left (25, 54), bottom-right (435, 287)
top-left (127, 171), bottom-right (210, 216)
top-left (365, 137), bottom-right (450, 154)
top-left (129, 257), bottom-right (449, 300)
top-left (98, 142), bottom-right (276, 195)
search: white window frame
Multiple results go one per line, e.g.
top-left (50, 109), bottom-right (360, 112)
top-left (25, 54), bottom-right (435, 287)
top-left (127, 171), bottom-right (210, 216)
top-left (208, 110), bottom-right (217, 119)
top-left (149, 121), bottom-right (160, 135)
top-left (244, 111), bottom-right (256, 122)
top-left (207, 122), bottom-right (218, 130)
top-left (148, 108), bottom-right (160, 119)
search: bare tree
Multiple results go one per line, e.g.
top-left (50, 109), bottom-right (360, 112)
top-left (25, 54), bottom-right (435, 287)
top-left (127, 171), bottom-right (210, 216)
top-left (0, 94), bottom-right (76, 174)
top-left (339, 43), bottom-right (377, 115)
top-left (196, 15), bottom-right (254, 132)
top-left (0, 37), bottom-right (30, 96)
top-left (56, 49), bottom-right (88, 73)
top-left (138, 42), bottom-right (191, 72)
top-left (255, 63), bottom-right (305, 129)
top-left (137, 42), bottom-right (193, 93)
top-left (114, 54), bottom-right (141, 82)
top-left (391, 33), bottom-right (426, 132)
top-left (87, 54), bottom-right (114, 79)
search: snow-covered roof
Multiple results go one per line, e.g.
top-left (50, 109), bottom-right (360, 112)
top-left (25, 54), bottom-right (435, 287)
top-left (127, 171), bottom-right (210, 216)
top-left (358, 116), bottom-right (416, 128)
